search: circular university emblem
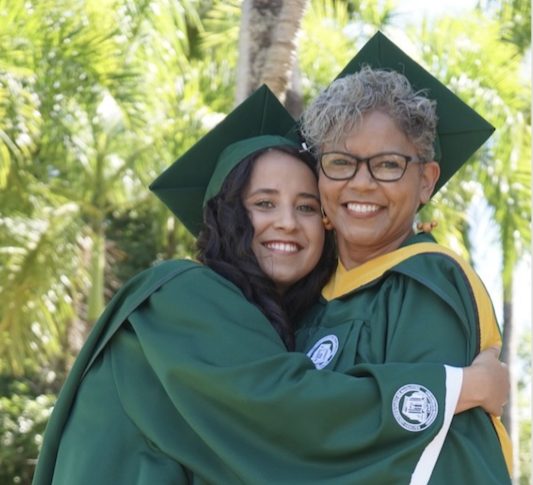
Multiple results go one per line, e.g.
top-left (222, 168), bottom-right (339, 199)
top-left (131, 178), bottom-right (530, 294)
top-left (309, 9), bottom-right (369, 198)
top-left (392, 384), bottom-right (438, 432)
top-left (306, 335), bottom-right (339, 370)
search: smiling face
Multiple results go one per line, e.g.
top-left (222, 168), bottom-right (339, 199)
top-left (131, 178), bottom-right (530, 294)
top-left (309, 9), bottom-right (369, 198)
top-left (318, 110), bottom-right (440, 269)
top-left (243, 150), bottom-right (325, 292)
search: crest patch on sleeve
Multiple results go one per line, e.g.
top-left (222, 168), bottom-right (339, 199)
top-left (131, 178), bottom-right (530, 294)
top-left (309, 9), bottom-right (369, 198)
top-left (392, 384), bottom-right (438, 432)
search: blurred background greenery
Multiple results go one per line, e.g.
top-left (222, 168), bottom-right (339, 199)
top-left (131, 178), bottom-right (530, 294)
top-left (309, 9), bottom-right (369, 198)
top-left (0, 0), bottom-right (530, 483)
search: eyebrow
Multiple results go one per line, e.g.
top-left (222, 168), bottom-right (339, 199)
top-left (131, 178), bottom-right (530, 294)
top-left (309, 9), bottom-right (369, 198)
top-left (247, 188), bottom-right (320, 201)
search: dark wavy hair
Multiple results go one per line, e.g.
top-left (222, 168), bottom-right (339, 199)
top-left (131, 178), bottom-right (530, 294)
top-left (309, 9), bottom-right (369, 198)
top-left (196, 146), bottom-right (337, 350)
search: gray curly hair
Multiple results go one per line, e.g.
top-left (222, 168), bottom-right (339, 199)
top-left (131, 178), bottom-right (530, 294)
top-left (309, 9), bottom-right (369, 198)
top-left (300, 66), bottom-right (438, 162)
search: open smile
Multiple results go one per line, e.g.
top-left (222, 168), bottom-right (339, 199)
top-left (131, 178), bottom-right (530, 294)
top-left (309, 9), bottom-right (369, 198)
top-left (262, 241), bottom-right (302, 253)
top-left (345, 202), bottom-right (381, 215)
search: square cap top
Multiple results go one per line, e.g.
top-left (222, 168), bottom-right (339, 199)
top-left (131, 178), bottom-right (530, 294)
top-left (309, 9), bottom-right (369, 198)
top-left (150, 85), bottom-right (299, 236)
top-left (332, 31), bottom-right (494, 194)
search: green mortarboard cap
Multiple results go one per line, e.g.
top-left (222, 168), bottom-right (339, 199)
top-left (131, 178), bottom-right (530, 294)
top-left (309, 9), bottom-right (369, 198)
top-left (150, 85), bottom-right (299, 236)
top-left (332, 31), bottom-right (494, 195)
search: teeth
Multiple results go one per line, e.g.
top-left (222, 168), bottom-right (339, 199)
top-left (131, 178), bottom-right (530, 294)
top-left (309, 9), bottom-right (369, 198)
top-left (346, 203), bottom-right (379, 214)
top-left (264, 242), bottom-right (299, 253)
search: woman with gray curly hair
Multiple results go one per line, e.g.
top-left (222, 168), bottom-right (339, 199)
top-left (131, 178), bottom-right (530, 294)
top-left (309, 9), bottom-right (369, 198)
top-left (301, 65), bottom-right (438, 163)
top-left (296, 33), bottom-right (511, 484)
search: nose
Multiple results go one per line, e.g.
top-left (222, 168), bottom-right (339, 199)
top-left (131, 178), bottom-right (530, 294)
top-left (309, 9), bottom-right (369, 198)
top-left (274, 206), bottom-right (297, 231)
top-left (347, 160), bottom-right (377, 189)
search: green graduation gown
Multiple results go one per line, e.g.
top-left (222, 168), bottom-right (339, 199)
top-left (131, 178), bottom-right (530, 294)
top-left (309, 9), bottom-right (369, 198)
top-left (296, 233), bottom-right (512, 484)
top-left (34, 258), bottom-right (463, 485)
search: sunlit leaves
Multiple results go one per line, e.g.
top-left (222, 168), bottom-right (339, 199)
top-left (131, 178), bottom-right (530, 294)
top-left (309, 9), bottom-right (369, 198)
top-left (299, 0), bottom-right (397, 101)
top-left (414, 14), bottom-right (530, 277)
top-left (0, 0), bottom-right (203, 373)
top-left (299, 0), bottom-right (353, 99)
top-left (0, 204), bottom-right (85, 374)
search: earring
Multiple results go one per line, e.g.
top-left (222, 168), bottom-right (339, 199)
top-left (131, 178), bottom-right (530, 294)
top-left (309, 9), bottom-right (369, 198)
top-left (416, 220), bottom-right (438, 233)
top-left (321, 208), bottom-right (334, 230)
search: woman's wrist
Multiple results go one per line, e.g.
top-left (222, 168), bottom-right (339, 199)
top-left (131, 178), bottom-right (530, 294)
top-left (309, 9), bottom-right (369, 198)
top-left (456, 366), bottom-right (485, 414)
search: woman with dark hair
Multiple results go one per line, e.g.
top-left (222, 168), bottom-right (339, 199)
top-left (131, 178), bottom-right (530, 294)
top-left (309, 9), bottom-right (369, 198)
top-left (198, 144), bottom-right (336, 350)
top-left (33, 86), bottom-right (508, 485)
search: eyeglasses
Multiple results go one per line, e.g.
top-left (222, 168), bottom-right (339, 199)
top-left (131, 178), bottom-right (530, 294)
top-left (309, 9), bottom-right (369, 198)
top-left (320, 152), bottom-right (421, 182)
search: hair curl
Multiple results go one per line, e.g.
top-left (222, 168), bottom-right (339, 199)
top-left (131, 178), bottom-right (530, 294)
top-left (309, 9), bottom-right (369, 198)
top-left (196, 146), bottom-right (336, 350)
top-left (300, 66), bottom-right (438, 162)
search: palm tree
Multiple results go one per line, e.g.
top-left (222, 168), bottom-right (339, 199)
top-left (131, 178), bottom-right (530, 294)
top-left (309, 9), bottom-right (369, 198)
top-left (234, 0), bottom-right (308, 112)
top-left (0, 0), bottom-right (203, 373)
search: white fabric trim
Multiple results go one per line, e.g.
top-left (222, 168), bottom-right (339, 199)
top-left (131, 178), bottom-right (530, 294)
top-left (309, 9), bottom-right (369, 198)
top-left (409, 365), bottom-right (463, 485)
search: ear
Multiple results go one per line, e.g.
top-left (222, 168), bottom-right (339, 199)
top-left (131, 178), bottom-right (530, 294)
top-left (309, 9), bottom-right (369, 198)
top-left (321, 207), bottom-right (334, 230)
top-left (419, 161), bottom-right (440, 204)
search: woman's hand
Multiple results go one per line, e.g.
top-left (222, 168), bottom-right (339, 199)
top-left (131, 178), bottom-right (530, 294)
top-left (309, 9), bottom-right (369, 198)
top-left (456, 346), bottom-right (509, 416)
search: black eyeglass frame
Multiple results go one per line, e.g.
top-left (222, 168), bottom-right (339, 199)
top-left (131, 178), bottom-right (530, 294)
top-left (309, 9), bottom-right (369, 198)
top-left (319, 151), bottom-right (423, 182)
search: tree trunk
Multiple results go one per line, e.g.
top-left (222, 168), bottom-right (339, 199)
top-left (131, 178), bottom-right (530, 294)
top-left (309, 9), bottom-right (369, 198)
top-left (86, 225), bottom-right (105, 325)
top-left (261, 0), bottom-right (307, 105)
top-left (165, 215), bottom-right (177, 259)
top-left (67, 223), bottom-right (105, 359)
top-left (235, 0), bottom-right (253, 103)
top-left (500, 281), bottom-right (520, 482)
top-left (236, 0), bottom-right (308, 116)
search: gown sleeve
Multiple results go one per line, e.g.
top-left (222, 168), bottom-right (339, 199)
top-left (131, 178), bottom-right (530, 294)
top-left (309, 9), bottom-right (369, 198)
top-left (121, 264), bottom-right (457, 484)
top-left (357, 252), bottom-right (511, 484)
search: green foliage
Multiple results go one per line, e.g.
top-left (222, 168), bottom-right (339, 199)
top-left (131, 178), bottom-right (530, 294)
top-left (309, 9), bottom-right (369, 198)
top-left (299, 0), bottom-right (354, 99)
top-left (500, 0), bottom-right (531, 53)
top-left (106, 205), bottom-right (164, 289)
top-left (299, 0), bottom-right (398, 102)
top-left (194, 1), bottom-right (240, 112)
top-left (0, 375), bottom-right (56, 485)
top-left (519, 418), bottom-right (531, 485)
top-left (414, 14), bottom-right (531, 277)
top-left (517, 329), bottom-right (532, 484)
top-left (0, 204), bottom-right (86, 374)
top-left (0, 0), bottom-right (208, 374)
top-left (481, 0), bottom-right (531, 53)
top-left (105, 202), bottom-right (196, 294)
top-left (0, 0), bottom-right (41, 191)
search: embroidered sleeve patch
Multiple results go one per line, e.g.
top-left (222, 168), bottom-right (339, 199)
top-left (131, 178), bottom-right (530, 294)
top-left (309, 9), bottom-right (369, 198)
top-left (306, 335), bottom-right (339, 369)
top-left (392, 384), bottom-right (438, 432)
